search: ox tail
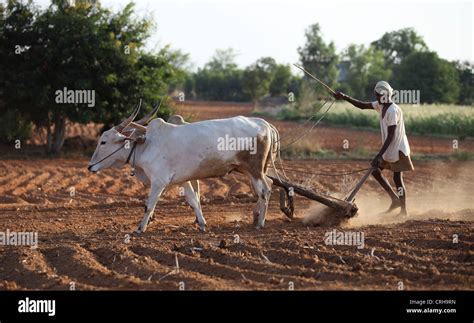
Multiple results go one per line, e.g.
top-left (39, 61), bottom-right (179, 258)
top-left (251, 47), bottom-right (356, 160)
top-left (267, 123), bottom-right (287, 182)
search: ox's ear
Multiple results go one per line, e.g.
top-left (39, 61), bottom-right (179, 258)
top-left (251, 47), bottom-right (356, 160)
top-left (120, 129), bottom-right (136, 138)
top-left (111, 129), bottom-right (135, 143)
top-left (113, 129), bottom-right (146, 144)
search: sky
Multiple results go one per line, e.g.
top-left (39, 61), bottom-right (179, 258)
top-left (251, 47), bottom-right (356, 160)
top-left (36, 0), bottom-right (473, 70)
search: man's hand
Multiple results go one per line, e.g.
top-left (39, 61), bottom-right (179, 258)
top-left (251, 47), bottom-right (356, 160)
top-left (371, 154), bottom-right (383, 168)
top-left (332, 92), bottom-right (373, 109)
top-left (333, 91), bottom-right (346, 100)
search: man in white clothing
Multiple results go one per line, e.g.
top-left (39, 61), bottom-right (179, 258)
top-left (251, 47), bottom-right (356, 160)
top-left (334, 81), bottom-right (414, 216)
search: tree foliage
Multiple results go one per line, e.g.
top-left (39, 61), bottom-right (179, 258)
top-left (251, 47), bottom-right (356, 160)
top-left (339, 44), bottom-right (391, 100)
top-left (242, 57), bottom-right (276, 102)
top-left (193, 49), bottom-right (248, 102)
top-left (0, 0), bottom-right (185, 152)
top-left (371, 27), bottom-right (428, 66)
top-left (453, 60), bottom-right (474, 105)
top-left (297, 23), bottom-right (339, 97)
top-left (393, 51), bottom-right (460, 104)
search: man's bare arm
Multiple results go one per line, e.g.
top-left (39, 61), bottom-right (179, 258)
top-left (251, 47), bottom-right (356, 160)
top-left (371, 125), bottom-right (396, 167)
top-left (379, 125), bottom-right (396, 156)
top-left (333, 91), bottom-right (373, 110)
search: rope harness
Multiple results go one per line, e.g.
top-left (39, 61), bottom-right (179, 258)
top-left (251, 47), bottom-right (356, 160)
top-left (125, 141), bottom-right (138, 176)
top-left (279, 100), bottom-right (335, 151)
top-left (271, 165), bottom-right (372, 177)
top-left (89, 140), bottom-right (139, 176)
top-left (269, 98), bottom-right (373, 181)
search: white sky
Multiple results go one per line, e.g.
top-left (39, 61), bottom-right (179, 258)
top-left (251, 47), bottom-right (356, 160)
top-left (36, 0), bottom-right (473, 70)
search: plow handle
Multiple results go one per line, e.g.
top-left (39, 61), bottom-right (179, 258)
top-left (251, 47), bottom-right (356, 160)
top-left (345, 167), bottom-right (375, 202)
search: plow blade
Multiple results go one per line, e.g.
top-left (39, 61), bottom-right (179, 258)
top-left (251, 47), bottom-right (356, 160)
top-left (267, 175), bottom-right (358, 219)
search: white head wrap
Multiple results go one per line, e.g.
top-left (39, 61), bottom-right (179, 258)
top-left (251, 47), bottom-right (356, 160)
top-left (374, 81), bottom-right (393, 101)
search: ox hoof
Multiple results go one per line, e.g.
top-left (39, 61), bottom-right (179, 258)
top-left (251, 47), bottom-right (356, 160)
top-left (134, 224), bottom-right (148, 235)
top-left (252, 218), bottom-right (259, 227)
top-left (252, 211), bottom-right (260, 226)
top-left (132, 230), bottom-right (143, 236)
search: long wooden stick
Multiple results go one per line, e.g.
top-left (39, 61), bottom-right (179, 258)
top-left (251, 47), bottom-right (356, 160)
top-left (293, 63), bottom-right (337, 95)
top-left (267, 175), bottom-right (352, 212)
top-left (344, 167), bottom-right (375, 202)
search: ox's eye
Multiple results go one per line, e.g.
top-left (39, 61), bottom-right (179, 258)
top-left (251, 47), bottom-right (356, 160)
top-left (100, 141), bottom-right (106, 145)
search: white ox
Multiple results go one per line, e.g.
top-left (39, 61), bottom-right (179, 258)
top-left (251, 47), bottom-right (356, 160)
top-left (88, 103), bottom-right (280, 234)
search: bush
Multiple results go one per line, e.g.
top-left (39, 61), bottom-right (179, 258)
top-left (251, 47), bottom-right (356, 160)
top-left (0, 110), bottom-right (32, 144)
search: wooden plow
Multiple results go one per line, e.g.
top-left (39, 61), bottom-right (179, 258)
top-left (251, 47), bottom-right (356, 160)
top-left (267, 167), bottom-right (374, 220)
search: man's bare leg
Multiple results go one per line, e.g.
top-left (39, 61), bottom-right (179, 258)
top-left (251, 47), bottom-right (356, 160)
top-left (393, 171), bottom-right (408, 216)
top-left (372, 168), bottom-right (401, 212)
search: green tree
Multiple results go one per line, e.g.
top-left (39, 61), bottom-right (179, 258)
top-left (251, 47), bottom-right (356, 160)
top-left (193, 48), bottom-right (249, 101)
top-left (371, 27), bottom-right (428, 66)
top-left (269, 64), bottom-right (292, 97)
top-left (160, 47), bottom-right (191, 94)
top-left (206, 48), bottom-right (239, 71)
top-left (297, 23), bottom-right (339, 98)
top-left (0, 0), bottom-right (183, 153)
top-left (453, 60), bottom-right (473, 105)
top-left (393, 51), bottom-right (460, 103)
top-left (287, 75), bottom-right (302, 99)
top-left (0, 0), bottom-right (38, 143)
top-left (340, 44), bottom-right (392, 100)
top-left (242, 57), bottom-right (276, 102)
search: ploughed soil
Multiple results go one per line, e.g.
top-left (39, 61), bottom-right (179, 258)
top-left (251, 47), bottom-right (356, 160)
top-left (0, 158), bottom-right (472, 290)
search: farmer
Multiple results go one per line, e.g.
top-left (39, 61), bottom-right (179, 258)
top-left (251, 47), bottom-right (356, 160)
top-left (333, 81), bottom-right (414, 216)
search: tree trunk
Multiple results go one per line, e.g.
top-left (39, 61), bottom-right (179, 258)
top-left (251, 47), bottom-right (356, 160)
top-left (47, 115), bottom-right (66, 155)
top-left (45, 116), bottom-right (53, 154)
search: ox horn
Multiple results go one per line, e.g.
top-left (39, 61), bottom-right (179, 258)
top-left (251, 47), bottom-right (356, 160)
top-left (114, 99), bottom-right (142, 133)
top-left (135, 97), bottom-right (164, 126)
